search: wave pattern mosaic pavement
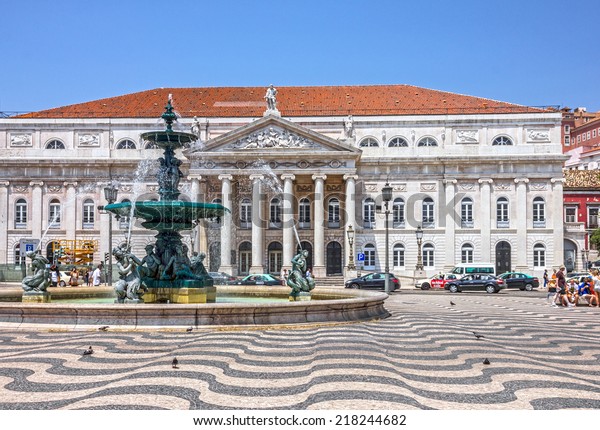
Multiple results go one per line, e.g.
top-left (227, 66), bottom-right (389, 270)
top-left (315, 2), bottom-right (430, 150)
top-left (0, 293), bottom-right (599, 410)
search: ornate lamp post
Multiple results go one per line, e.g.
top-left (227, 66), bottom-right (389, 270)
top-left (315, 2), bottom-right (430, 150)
top-left (415, 225), bottom-right (424, 271)
top-left (382, 182), bottom-right (393, 294)
top-left (103, 185), bottom-right (118, 286)
top-left (346, 225), bottom-right (355, 270)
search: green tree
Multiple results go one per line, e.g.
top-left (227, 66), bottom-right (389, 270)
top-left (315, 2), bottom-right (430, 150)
top-left (590, 228), bottom-right (600, 250)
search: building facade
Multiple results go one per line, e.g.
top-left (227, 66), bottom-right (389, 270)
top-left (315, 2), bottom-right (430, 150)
top-left (0, 85), bottom-right (567, 279)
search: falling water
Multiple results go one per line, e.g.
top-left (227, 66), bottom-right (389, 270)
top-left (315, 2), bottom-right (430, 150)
top-left (253, 160), bottom-right (302, 249)
top-left (123, 159), bottom-right (158, 250)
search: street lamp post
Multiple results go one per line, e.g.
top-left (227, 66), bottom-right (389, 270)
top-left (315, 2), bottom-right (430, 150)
top-left (346, 225), bottom-right (355, 270)
top-left (415, 225), bottom-right (424, 271)
top-left (103, 185), bottom-right (118, 286)
top-left (382, 183), bottom-right (393, 294)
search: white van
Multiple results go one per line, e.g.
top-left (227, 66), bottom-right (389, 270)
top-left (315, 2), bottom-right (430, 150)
top-left (450, 263), bottom-right (495, 277)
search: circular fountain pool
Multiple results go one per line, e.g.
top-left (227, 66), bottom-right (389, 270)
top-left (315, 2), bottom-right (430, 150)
top-left (0, 286), bottom-right (390, 330)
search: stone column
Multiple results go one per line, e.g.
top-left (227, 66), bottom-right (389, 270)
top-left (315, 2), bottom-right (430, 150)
top-left (281, 174), bottom-right (296, 270)
top-left (64, 182), bottom-right (78, 241)
top-left (0, 181), bottom-right (9, 264)
top-left (551, 178), bottom-right (565, 268)
top-left (443, 179), bottom-right (457, 272)
top-left (515, 178), bottom-right (529, 271)
top-left (218, 174), bottom-right (233, 275)
top-left (188, 175), bottom-right (202, 254)
top-left (478, 178), bottom-right (493, 263)
top-left (312, 174), bottom-right (327, 278)
top-left (30, 181), bottom-right (44, 240)
top-left (344, 174), bottom-right (358, 274)
top-left (249, 174), bottom-right (264, 274)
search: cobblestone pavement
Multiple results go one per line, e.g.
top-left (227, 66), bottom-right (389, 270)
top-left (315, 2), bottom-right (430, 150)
top-left (0, 290), bottom-right (599, 410)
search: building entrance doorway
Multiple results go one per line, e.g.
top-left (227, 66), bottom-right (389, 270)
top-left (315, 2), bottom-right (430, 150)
top-left (495, 241), bottom-right (511, 275)
top-left (326, 241), bottom-right (343, 275)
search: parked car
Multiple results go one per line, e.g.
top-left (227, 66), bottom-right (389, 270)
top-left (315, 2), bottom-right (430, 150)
top-left (208, 271), bottom-right (237, 285)
top-left (445, 274), bottom-right (505, 293)
top-left (345, 272), bottom-right (400, 291)
top-left (235, 274), bottom-right (281, 286)
top-left (566, 272), bottom-right (592, 286)
top-left (415, 273), bottom-right (458, 290)
top-left (497, 272), bottom-right (539, 291)
top-left (59, 270), bottom-right (84, 287)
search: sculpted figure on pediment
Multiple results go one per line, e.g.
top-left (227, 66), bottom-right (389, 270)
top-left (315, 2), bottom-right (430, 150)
top-left (231, 127), bottom-right (315, 149)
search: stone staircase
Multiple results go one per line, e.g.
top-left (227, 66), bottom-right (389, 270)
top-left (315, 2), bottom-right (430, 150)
top-left (315, 275), bottom-right (345, 288)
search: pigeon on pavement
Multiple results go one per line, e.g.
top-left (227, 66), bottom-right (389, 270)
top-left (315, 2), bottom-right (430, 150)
top-left (83, 346), bottom-right (94, 356)
top-left (172, 357), bottom-right (179, 369)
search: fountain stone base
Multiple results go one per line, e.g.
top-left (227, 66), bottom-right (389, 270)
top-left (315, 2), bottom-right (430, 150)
top-left (22, 291), bottom-right (51, 303)
top-left (143, 279), bottom-right (216, 304)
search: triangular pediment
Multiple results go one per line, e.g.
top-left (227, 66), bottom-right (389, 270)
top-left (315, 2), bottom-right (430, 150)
top-left (184, 115), bottom-right (361, 156)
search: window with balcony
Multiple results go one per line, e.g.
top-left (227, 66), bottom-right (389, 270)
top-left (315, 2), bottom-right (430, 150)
top-left (496, 197), bottom-right (509, 228)
top-left (299, 198), bottom-right (310, 229)
top-left (328, 198), bottom-right (340, 228)
top-left (48, 199), bottom-right (61, 229)
top-left (533, 197), bottom-right (546, 228)
top-left (239, 198), bottom-right (252, 229)
top-left (422, 197), bottom-right (434, 228)
top-left (461, 197), bottom-right (474, 228)
top-left (15, 199), bottom-right (27, 229)
top-left (363, 198), bottom-right (375, 229)
top-left (565, 206), bottom-right (577, 223)
top-left (392, 198), bottom-right (405, 228)
top-left (82, 199), bottom-right (95, 229)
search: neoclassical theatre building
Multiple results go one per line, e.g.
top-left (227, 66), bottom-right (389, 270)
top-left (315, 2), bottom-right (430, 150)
top-left (0, 85), bottom-right (569, 280)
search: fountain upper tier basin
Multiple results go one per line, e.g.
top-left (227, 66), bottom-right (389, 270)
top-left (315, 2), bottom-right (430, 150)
top-left (105, 201), bottom-right (228, 231)
top-left (140, 130), bottom-right (197, 149)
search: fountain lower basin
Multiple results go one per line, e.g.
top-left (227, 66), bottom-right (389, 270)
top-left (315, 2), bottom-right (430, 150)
top-left (0, 286), bottom-right (390, 329)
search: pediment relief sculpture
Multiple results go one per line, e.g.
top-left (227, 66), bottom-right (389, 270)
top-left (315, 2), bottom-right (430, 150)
top-left (227, 126), bottom-right (318, 150)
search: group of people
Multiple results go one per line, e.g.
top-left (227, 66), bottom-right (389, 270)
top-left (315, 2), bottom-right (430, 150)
top-left (544, 266), bottom-right (600, 308)
top-left (48, 264), bottom-right (103, 288)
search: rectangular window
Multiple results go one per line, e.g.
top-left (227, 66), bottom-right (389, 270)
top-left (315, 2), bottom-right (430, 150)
top-left (363, 202), bottom-right (375, 229)
top-left (423, 249), bottom-right (434, 267)
top-left (593, 129), bottom-right (597, 138)
top-left (578, 135), bottom-right (581, 143)
top-left (364, 249), bottom-right (376, 267)
top-left (15, 203), bottom-right (27, 229)
top-left (461, 248), bottom-right (473, 264)
top-left (533, 250), bottom-right (545, 267)
top-left (587, 131), bottom-right (591, 140)
top-left (565, 207), bottom-right (577, 223)
top-left (564, 125), bottom-right (570, 133)
top-left (583, 133), bottom-right (587, 142)
top-left (393, 249), bottom-right (405, 268)
top-left (564, 136), bottom-right (570, 146)
top-left (589, 207), bottom-right (599, 229)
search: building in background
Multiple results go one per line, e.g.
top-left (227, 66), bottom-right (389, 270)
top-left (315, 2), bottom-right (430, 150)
top-left (0, 85), bottom-right (567, 279)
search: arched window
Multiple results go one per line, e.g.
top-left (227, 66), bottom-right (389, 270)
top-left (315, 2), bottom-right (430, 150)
top-left (238, 241), bottom-right (252, 275)
top-left (363, 198), bottom-right (375, 229)
top-left (328, 198), bottom-right (340, 228)
top-left (364, 244), bottom-right (376, 268)
top-left (83, 198), bottom-right (95, 229)
top-left (239, 198), bottom-right (251, 229)
top-left (417, 137), bottom-right (438, 147)
top-left (15, 198), bottom-right (27, 229)
top-left (116, 139), bottom-right (136, 149)
top-left (48, 198), bottom-right (61, 228)
top-left (45, 139), bottom-right (65, 149)
top-left (461, 197), bottom-right (473, 228)
top-left (393, 244), bottom-right (405, 268)
top-left (144, 142), bottom-right (159, 149)
top-left (423, 243), bottom-right (435, 267)
top-left (533, 243), bottom-right (546, 267)
top-left (422, 197), bottom-right (434, 228)
top-left (299, 198), bottom-right (311, 229)
top-left (496, 197), bottom-right (509, 228)
top-left (461, 243), bottom-right (474, 263)
top-left (392, 198), bottom-right (405, 228)
top-left (388, 137), bottom-right (408, 147)
top-left (14, 243), bottom-right (25, 265)
top-left (269, 197), bottom-right (282, 228)
top-left (492, 136), bottom-right (513, 146)
top-left (359, 137), bottom-right (379, 147)
top-left (533, 197), bottom-right (546, 227)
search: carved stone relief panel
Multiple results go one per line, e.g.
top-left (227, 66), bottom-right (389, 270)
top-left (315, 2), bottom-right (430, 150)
top-left (228, 126), bottom-right (319, 150)
top-left (364, 183), bottom-right (378, 192)
top-left (78, 133), bottom-right (100, 146)
top-left (47, 185), bottom-right (62, 193)
top-left (10, 133), bottom-right (32, 146)
top-left (13, 185), bottom-right (28, 193)
top-left (420, 183), bottom-right (437, 192)
top-left (296, 184), bottom-right (313, 193)
top-left (527, 129), bottom-right (550, 142)
top-left (529, 182), bottom-right (548, 191)
top-left (455, 130), bottom-right (479, 143)
top-left (458, 183), bottom-right (476, 191)
top-left (392, 183), bottom-right (407, 192)
top-left (494, 183), bottom-right (512, 191)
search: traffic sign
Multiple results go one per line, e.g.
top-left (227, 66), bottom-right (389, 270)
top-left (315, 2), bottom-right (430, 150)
top-left (357, 252), bottom-right (365, 261)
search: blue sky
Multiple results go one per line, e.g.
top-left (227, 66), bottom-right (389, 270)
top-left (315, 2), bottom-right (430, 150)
top-left (1, 0), bottom-right (599, 113)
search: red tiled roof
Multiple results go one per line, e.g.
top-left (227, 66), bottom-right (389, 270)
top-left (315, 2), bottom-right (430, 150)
top-left (16, 85), bottom-right (549, 119)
